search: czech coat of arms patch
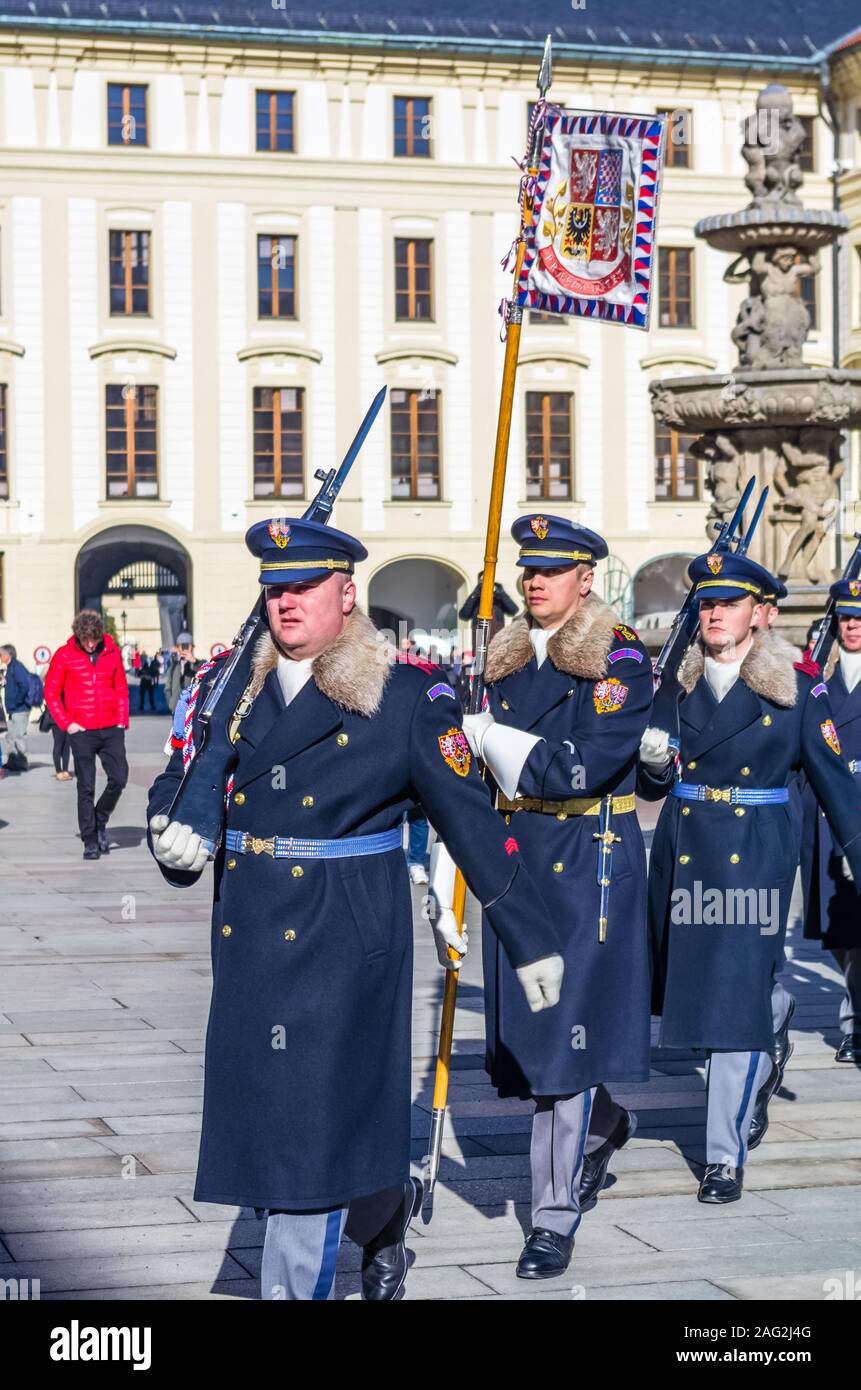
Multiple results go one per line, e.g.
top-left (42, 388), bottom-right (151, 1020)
top-left (593, 678), bottom-right (629, 715)
top-left (706, 553), bottom-right (723, 575)
top-left (438, 728), bottom-right (471, 777)
top-left (850, 581), bottom-right (861, 597)
top-left (821, 720), bottom-right (841, 755)
top-left (530, 516), bottom-right (550, 541)
top-left (267, 521), bottom-right (291, 549)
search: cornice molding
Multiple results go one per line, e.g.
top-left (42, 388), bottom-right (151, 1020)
top-left (88, 339), bottom-right (177, 361)
top-left (376, 347), bottom-right (458, 367)
top-left (237, 343), bottom-right (322, 364)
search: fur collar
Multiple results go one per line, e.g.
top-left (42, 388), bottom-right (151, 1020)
top-left (247, 608), bottom-right (391, 718)
top-left (485, 594), bottom-right (619, 684)
top-left (824, 646), bottom-right (839, 682)
top-left (677, 628), bottom-right (798, 708)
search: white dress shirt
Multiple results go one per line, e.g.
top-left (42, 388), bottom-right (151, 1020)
top-left (277, 654), bottom-right (313, 707)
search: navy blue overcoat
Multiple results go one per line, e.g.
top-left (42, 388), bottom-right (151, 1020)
top-left (640, 632), bottom-right (861, 1052)
top-left (801, 655), bottom-right (861, 949)
top-left (480, 598), bottom-right (654, 1097)
top-left (147, 612), bottom-right (560, 1211)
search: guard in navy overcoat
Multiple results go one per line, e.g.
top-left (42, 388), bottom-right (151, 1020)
top-left (801, 580), bottom-right (861, 1063)
top-left (147, 517), bottom-right (563, 1301)
top-left (452, 516), bottom-right (653, 1279)
top-left (639, 551), bottom-right (861, 1203)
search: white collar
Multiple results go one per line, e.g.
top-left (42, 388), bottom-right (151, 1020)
top-left (529, 627), bottom-right (559, 669)
top-left (839, 647), bottom-right (861, 694)
top-left (704, 654), bottom-right (742, 703)
top-left (276, 653), bottom-right (313, 707)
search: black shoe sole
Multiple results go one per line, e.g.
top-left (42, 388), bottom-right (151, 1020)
top-left (516, 1260), bottom-right (573, 1281)
top-left (698, 1188), bottom-right (743, 1205)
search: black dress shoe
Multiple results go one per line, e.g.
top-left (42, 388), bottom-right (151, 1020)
top-left (361, 1177), bottom-right (422, 1301)
top-left (836, 1033), bottom-right (861, 1063)
top-left (698, 1163), bottom-right (743, 1204)
top-left (516, 1228), bottom-right (574, 1280)
top-left (82, 842), bottom-right (100, 861)
top-left (579, 1108), bottom-right (637, 1205)
top-left (749, 997), bottom-right (796, 1151)
top-left (773, 995), bottom-right (796, 1073)
top-left (97, 826), bottom-right (110, 854)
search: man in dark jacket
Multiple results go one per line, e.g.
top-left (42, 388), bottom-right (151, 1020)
top-left (801, 579), bottom-right (861, 1064)
top-left (0, 645), bottom-right (33, 773)
top-left (146, 515), bottom-right (564, 1302)
top-left (45, 610), bottom-right (129, 860)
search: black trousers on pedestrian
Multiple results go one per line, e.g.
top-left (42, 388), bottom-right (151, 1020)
top-left (70, 727), bottom-right (128, 843)
top-left (52, 726), bottom-right (71, 773)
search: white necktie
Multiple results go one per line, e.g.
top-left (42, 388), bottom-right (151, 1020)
top-left (704, 655), bottom-right (742, 704)
top-left (276, 655), bottom-right (313, 707)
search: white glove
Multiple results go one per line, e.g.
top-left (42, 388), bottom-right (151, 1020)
top-left (842, 857), bottom-right (854, 883)
top-left (149, 814), bottom-right (210, 874)
top-left (431, 907), bottom-right (468, 971)
top-left (639, 726), bottom-right (671, 769)
top-left (461, 712), bottom-right (495, 759)
top-left (516, 953), bottom-right (564, 1012)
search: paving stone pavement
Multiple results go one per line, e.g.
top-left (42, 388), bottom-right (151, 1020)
top-left (1, 717), bottom-right (860, 1301)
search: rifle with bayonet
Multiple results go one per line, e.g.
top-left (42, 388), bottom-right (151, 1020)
top-left (809, 532), bottom-right (861, 671)
top-left (167, 385), bottom-right (388, 854)
top-left (650, 476), bottom-right (764, 742)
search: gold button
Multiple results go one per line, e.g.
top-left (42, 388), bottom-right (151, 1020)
top-left (284, 929), bottom-right (297, 942)
top-left (552, 862), bottom-right (564, 874)
top-left (687, 761), bottom-right (697, 770)
top-left (730, 853), bottom-right (740, 864)
top-left (291, 865), bottom-right (304, 878)
top-left (681, 807), bottom-right (690, 816)
top-left (222, 925), bottom-right (232, 937)
top-left (336, 733), bottom-right (349, 747)
top-left (302, 796), bottom-right (314, 808)
top-left (556, 811), bottom-right (568, 821)
top-left (504, 814), bottom-right (511, 825)
top-left (735, 807), bottom-right (745, 817)
top-left (762, 715), bottom-right (772, 727)
top-left (501, 700), bottom-right (510, 710)
top-left (233, 792), bottom-right (246, 805)
top-left (567, 690), bottom-right (574, 698)
top-left (740, 767), bottom-right (750, 777)
top-left (226, 858), bottom-right (237, 870)
top-left (679, 855), bottom-right (690, 865)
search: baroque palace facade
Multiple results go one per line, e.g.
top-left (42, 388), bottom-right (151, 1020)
top-left (0, 2), bottom-right (861, 660)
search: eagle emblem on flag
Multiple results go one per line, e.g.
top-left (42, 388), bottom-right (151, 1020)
top-left (821, 720), bottom-right (841, 756)
top-left (707, 553), bottom-right (723, 575)
top-left (267, 521), bottom-right (291, 549)
top-left (438, 728), bottom-right (471, 777)
top-left (530, 516), bottom-right (550, 540)
top-left (593, 678), bottom-right (629, 715)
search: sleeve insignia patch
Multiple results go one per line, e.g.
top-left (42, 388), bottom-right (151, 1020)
top-left (811, 682), bottom-right (827, 698)
top-left (593, 677), bottom-right (629, 714)
top-left (439, 727), bottom-right (471, 777)
top-left (504, 836), bottom-right (520, 856)
top-left (427, 682), bottom-right (457, 702)
top-left (821, 719), bottom-right (841, 755)
top-left (608, 646), bottom-right (644, 665)
top-left (613, 625), bottom-right (639, 642)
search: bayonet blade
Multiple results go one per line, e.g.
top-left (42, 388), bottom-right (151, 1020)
top-left (538, 33), bottom-right (553, 97)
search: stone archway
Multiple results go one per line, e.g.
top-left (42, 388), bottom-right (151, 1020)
top-left (76, 525), bottom-right (192, 650)
top-left (368, 557), bottom-right (468, 662)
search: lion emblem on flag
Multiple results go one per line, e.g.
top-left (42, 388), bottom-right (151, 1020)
top-left (267, 521), bottom-right (291, 549)
top-left (438, 728), bottom-right (471, 777)
top-left (530, 516), bottom-right (550, 541)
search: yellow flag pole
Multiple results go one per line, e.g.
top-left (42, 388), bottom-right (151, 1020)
top-left (423, 35), bottom-right (553, 1212)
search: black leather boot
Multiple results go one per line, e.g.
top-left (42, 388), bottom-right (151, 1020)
top-left (580, 1109), bottom-right (637, 1204)
top-left (360, 1178), bottom-right (422, 1301)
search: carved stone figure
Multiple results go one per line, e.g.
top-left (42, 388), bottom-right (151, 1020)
top-left (693, 433), bottom-right (745, 539)
top-left (726, 245), bottom-right (818, 368)
top-left (741, 85), bottom-right (807, 209)
top-left (772, 429), bottom-right (843, 582)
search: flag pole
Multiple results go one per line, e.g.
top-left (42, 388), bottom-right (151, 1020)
top-left (423, 34), bottom-right (553, 1214)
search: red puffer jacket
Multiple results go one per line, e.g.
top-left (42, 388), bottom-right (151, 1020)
top-left (45, 634), bottom-right (129, 732)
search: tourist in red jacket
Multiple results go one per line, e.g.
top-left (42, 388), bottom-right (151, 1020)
top-left (45, 610), bottom-right (129, 860)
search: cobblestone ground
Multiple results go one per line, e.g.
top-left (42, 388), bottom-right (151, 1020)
top-left (1, 717), bottom-right (860, 1301)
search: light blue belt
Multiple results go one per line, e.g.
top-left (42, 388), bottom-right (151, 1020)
top-left (224, 827), bottom-right (403, 859)
top-left (671, 782), bottom-right (789, 806)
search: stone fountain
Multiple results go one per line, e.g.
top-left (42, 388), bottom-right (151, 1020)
top-left (650, 84), bottom-right (861, 643)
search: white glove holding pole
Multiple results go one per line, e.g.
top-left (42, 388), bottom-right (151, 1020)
top-left (428, 839), bottom-right (467, 970)
top-left (639, 726), bottom-right (672, 769)
top-left (461, 712), bottom-right (494, 759)
top-left (149, 814), bottom-right (210, 874)
top-left (516, 954), bottom-right (565, 1012)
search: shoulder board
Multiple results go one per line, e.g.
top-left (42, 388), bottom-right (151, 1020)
top-left (794, 655), bottom-right (820, 678)
top-left (613, 624), bottom-right (639, 643)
